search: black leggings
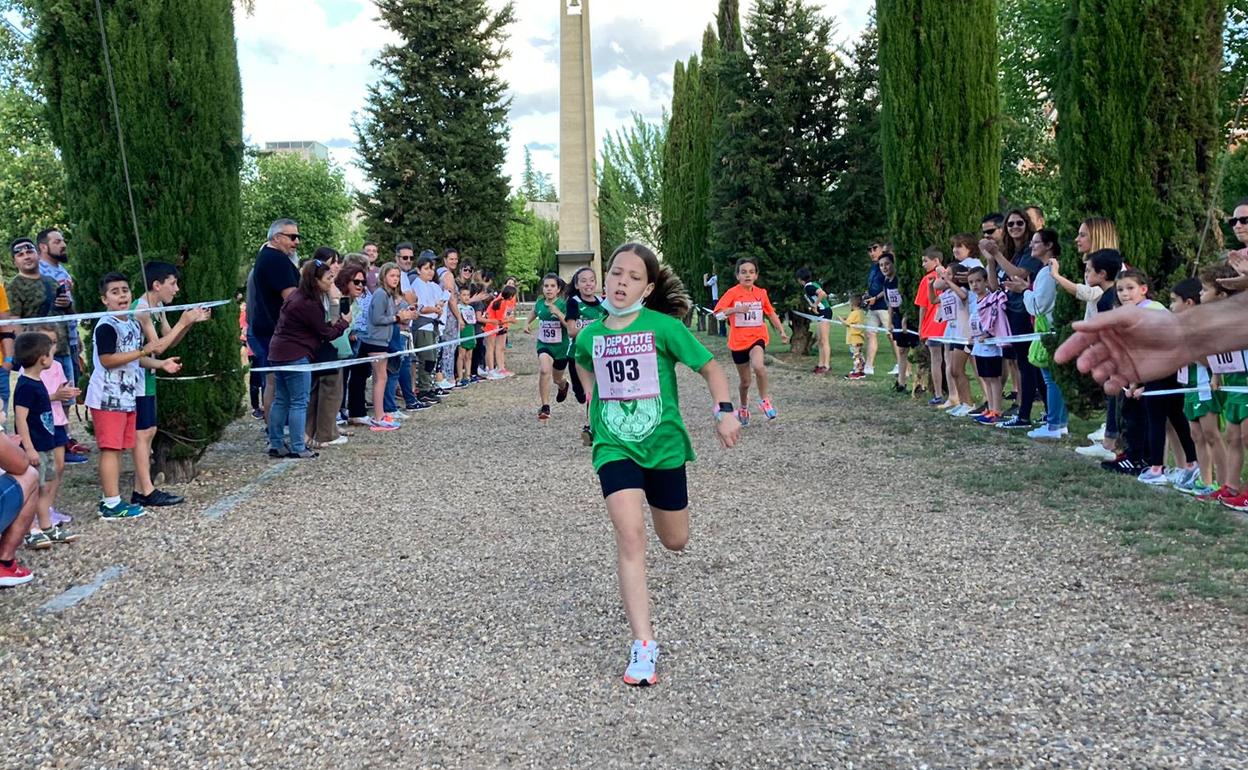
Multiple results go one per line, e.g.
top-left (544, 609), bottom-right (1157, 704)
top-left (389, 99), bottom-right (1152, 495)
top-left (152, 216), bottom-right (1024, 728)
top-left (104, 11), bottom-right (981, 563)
top-left (569, 359), bottom-right (588, 405)
top-left (1016, 356), bottom-right (1045, 421)
top-left (248, 355), bottom-right (264, 409)
top-left (345, 360), bottom-right (372, 418)
top-left (1144, 380), bottom-right (1196, 468)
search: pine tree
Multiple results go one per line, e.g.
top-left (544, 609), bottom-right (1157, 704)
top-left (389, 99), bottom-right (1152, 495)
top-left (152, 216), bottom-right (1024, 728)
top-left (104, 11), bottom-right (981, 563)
top-left (877, 0), bottom-right (1001, 282)
top-left (356, 0), bottom-right (514, 270)
top-left (33, 0), bottom-right (245, 480)
top-left (1056, 0), bottom-right (1223, 282)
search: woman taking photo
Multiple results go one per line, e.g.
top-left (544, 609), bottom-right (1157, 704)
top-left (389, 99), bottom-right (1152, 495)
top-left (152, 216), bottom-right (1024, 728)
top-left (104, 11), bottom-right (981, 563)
top-left (267, 259), bottom-right (351, 459)
top-left (306, 258), bottom-right (367, 449)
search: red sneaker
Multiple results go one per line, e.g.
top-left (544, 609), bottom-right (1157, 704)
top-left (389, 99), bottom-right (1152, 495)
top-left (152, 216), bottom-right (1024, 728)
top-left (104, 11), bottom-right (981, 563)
top-left (67, 440), bottom-right (92, 455)
top-left (0, 560), bottom-right (33, 587)
top-left (1221, 490), bottom-right (1248, 512)
top-left (1197, 485), bottom-right (1236, 503)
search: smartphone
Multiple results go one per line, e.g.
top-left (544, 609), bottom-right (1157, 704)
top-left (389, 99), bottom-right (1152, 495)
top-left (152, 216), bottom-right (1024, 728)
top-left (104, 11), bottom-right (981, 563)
top-left (339, 297), bottom-right (351, 315)
top-left (56, 285), bottom-right (67, 297)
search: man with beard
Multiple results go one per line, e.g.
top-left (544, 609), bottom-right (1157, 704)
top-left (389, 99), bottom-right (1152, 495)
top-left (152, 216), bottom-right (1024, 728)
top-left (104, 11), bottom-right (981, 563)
top-left (36, 229), bottom-right (89, 461)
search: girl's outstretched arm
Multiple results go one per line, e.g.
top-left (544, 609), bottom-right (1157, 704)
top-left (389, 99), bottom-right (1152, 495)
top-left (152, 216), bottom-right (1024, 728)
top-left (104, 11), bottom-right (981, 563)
top-left (698, 359), bottom-right (741, 448)
top-left (767, 311), bottom-right (790, 344)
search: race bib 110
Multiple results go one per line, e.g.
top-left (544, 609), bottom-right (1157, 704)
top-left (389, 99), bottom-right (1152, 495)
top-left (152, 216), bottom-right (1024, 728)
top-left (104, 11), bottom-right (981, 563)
top-left (592, 332), bottom-right (660, 401)
top-left (1208, 350), bottom-right (1247, 374)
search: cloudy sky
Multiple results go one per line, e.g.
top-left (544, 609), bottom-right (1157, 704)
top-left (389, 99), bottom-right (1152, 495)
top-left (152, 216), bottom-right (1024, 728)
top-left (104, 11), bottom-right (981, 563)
top-left (234, 0), bottom-right (870, 194)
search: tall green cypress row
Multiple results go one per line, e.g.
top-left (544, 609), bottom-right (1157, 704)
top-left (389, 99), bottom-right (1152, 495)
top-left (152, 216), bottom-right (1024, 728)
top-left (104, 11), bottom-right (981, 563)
top-left (660, 58), bottom-right (691, 286)
top-left (877, 0), bottom-right (1000, 281)
top-left (1056, 0), bottom-right (1223, 282)
top-left (356, 0), bottom-right (514, 269)
top-left (33, 0), bottom-right (244, 479)
top-left (688, 27), bottom-right (719, 300)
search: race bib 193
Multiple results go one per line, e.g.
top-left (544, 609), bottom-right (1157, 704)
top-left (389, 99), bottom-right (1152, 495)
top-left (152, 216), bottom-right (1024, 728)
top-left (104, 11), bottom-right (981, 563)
top-left (592, 332), bottom-right (660, 401)
top-left (539, 319), bottom-right (562, 344)
top-left (1208, 350), bottom-right (1247, 374)
top-left (736, 301), bottom-right (763, 327)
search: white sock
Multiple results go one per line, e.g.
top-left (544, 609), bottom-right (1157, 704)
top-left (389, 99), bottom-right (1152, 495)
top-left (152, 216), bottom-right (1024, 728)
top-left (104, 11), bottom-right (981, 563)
top-left (103, 496), bottom-right (121, 508)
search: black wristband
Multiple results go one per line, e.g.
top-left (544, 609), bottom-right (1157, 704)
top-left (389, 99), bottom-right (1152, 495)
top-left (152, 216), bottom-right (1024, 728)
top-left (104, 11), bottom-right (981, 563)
top-left (0, 332), bottom-right (13, 341)
top-left (717, 401), bottom-right (734, 414)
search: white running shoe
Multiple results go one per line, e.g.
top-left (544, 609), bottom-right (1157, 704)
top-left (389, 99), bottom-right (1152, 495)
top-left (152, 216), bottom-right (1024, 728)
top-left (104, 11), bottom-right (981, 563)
top-left (888, 365), bottom-right (899, 376)
top-left (1027, 425), bottom-right (1068, 440)
top-left (863, 366), bottom-right (875, 376)
top-left (622, 639), bottom-right (659, 686)
top-left (435, 378), bottom-right (455, 390)
top-left (323, 435), bottom-right (348, 447)
top-left (1075, 444), bottom-right (1117, 460)
top-left (487, 370), bottom-right (506, 380)
top-left (1088, 424), bottom-right (1106, 442)
top-left (386, 411), bottom-right (409, 421)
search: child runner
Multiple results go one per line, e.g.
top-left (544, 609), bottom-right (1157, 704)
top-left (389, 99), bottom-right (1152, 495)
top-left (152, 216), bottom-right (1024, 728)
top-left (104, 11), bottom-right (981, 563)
top-left (13, 331), bottom-right (79, 548)
top-left (87, 272), bottom-right (182, 519)
top-left (523, 273), bottom-right (570, 421)
top-left (1169, 278), bottom-right (1222, 496)
top-left (564, 267), bottom-right (607, 444)
top-left (572, 242), bottom-right (739, 687)
top-left (1114, 270), bottom-right (1199, 485)
top-left (456, 285), bottom-right (478, 387)
top-left (967, 266), bottom-right (1007, 424)
top-left (1199, 264), bottom-right (1248, 509)
top-left (842, 295), bottom-right (867, 380)
top-left (713, 256), bottom-right (790, 425)
top-left (132, 262), bottom-right (212, 507)
top-left (796, 267), bottom-right (832, 374)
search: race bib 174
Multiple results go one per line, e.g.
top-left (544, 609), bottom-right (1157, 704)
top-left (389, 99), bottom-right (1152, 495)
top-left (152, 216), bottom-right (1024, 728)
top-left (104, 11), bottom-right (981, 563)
top-left (592, 332), bottom-right (660, 401)
top-left (736, 301), bottom-right (764, 327)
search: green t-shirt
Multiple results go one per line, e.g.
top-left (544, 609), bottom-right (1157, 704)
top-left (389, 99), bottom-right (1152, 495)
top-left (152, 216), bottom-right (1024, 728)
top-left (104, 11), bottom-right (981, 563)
top-left (131, 297), bottom-right (161, 395)
top-left (534, 296), bottom-right (568, 356)
top-left (803, 281), bottom-right (832, 312)
top-left (573, 308), bottom-right (714, 471)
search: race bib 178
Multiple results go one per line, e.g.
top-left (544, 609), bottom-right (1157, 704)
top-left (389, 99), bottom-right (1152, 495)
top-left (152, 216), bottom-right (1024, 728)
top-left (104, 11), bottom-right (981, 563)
top-left (592, 332), bottom-right (660, 401)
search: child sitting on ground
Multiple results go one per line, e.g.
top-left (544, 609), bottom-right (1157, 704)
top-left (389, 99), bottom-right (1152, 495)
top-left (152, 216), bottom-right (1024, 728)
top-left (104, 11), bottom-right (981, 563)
top-left (13, 331), bottom-right (79, 548)
top-left (86, 272), bottom-right (182, 519)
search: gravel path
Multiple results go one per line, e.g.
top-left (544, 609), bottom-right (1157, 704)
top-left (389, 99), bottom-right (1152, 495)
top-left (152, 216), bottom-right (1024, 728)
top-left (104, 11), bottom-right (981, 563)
top-left (2, 341), bottom-right (1246, 769)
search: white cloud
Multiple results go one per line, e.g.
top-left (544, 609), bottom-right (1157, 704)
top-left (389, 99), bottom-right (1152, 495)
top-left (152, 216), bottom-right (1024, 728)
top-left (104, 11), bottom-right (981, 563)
top-left (236, 0), bottom-right (869, 199)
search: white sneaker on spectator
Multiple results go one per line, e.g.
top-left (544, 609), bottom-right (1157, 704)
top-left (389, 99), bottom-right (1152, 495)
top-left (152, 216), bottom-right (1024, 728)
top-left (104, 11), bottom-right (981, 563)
top-left (323, 435), bottom-right (348, 446)
top-left (864, 366), bottom-right (875, 376)
top-left (888, 365), bottom-right (899, 375)
top-left (435, 378), bottom-right (455, 390)
top-left (1027, 425), bottom-right (1067, 440)
top-left (1087, 424), bottom-right (1106, 442)
top-left (487, 370), bottom-right (506, 380)
top-left (1075, 444), bottom-right (1116, 460)
top-left (387, 410), bottom-right (410, 421)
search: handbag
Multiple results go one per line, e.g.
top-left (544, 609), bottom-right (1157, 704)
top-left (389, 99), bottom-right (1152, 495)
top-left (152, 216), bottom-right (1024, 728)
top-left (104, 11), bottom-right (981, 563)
top-left (1028, 313), bottom-right (1052, 369)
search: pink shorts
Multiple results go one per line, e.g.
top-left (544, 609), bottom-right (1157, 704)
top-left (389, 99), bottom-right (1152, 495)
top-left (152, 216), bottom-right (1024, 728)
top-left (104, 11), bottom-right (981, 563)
top-left (91, 409), bottom-right (137, 451)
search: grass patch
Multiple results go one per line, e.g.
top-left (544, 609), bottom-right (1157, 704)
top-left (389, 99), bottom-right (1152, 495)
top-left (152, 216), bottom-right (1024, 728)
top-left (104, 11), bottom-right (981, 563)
top-left (687, 320), bottom-right (1248, 613)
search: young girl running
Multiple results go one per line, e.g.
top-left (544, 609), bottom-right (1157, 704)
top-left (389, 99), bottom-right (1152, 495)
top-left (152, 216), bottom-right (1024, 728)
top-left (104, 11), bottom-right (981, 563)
top-left (713, 257), bottom-right (790, 425)
top-left (564, 267), bottom-right (607, 444)
top-left (572, 242), bottom-right (739, 686)
top-left (523, 273), bottom-right (570, 421)
top-left (796, 267), bottom-right (832, 374)
top-left (1170, 278), bottom-right (1223, 496)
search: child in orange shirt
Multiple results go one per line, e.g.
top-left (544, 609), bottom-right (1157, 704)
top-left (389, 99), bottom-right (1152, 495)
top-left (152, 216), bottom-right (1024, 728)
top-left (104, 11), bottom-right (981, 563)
top-left (713, 256), bottom-right (789, 424)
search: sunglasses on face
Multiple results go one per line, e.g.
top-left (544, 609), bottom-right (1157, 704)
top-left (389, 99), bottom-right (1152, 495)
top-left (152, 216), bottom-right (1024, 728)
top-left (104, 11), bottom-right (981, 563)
top-left (351, 279), bottom-right (365, 287)
top-left (282, 233), bottom-right (301, 241)
top-left (1007, 220), bottom-right (1026, 228)
top-left (1228, 216), bottom-right (1248, 227)
top-left (981, 227), bottom-right (998, 236)
top-left (11, 245), bottom-right (34, 255)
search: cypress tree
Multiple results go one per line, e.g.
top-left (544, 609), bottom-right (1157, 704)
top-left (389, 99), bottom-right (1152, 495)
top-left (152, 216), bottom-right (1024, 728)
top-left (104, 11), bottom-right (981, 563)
top-left (1056, 0), bottom-right (1223, 282)
top-left (877, 0), bottom-right (1001, 281)
top-left (659, 57), bottom-right (691, 281)
top-left (33, 0), bottom-right (245, 480)
top-left (356, 0), bottom-right (514, 269)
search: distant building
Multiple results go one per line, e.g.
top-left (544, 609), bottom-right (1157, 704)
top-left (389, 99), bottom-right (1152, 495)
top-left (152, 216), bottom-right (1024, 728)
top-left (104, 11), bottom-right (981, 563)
top-left (526, 200), bottom-right (560, 224)
top-left (263, 140), bottom-right (329, 162)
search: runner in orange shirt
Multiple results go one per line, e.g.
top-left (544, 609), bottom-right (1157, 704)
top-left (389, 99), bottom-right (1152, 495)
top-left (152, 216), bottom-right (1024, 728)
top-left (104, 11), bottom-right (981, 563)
top-left (713, 256), bottom-right (789, 424)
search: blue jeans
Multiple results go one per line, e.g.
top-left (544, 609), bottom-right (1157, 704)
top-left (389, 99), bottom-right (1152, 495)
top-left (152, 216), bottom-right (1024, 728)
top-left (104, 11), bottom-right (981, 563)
top-left (384, 357), bottom-right (417, 412)
top-left (268, 357), bottom-right (311, 454)
top-left (0, 365), bottom-right (9, 416)
top-left (1041, 367), bottom-right (1068, 429)
top-left (55, 353), bottom-right (75, 410)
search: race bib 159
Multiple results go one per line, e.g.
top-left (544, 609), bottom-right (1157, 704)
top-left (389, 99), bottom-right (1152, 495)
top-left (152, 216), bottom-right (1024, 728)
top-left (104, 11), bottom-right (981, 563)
top-left (539, 319), bottom-right (562, 344)
top-left (592, 332), bottom-right (660, 401)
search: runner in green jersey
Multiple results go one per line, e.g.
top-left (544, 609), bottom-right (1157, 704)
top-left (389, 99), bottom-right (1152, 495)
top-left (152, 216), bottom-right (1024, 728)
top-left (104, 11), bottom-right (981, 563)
top-left (523, 273), bottom-right (570, 421)
top-left (564, 266), bottom-right (608, 445)
top-left (573, 242), bottom-right (740, 688)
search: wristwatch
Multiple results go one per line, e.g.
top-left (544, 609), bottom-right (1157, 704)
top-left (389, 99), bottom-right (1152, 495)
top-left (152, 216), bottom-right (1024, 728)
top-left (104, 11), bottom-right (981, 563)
top-left (713, 402), bottom-right (735, 421)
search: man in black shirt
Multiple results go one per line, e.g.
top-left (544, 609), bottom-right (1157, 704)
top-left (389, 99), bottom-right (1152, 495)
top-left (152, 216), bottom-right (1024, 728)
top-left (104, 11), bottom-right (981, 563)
top-left (245, 219), bottom-right (301, 419)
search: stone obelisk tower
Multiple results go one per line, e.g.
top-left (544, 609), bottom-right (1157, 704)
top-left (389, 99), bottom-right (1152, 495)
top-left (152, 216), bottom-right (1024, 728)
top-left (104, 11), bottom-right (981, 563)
top-left (557, 0), bottom-right (601, 280)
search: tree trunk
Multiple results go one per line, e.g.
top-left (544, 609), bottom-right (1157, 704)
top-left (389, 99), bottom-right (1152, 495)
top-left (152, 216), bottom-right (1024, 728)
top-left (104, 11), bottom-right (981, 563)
top-left (153, 433), bottom-right (198, 484)
top-left (787, 311), bottom-right (812, 356)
